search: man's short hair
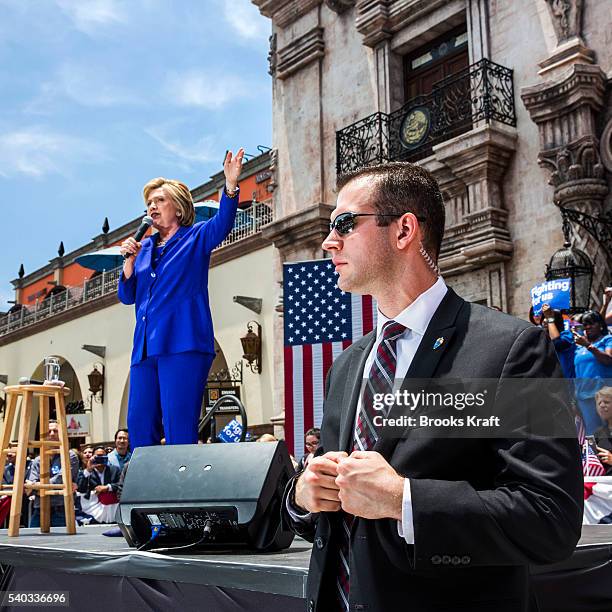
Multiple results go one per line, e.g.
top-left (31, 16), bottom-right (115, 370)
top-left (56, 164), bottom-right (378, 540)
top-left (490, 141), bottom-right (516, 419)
top-left (93, 446), bottom-right (106, 453)
top-left (337, 162), bottom-right (446, 260)
top-left (114, 428), bottom-right (129, 441)
top-left (305, 427), bottom-right (320, 439)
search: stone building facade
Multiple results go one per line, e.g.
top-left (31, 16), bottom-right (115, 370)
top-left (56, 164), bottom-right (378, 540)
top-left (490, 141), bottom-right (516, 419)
top-left (254, 0), bottom-right (612, 420)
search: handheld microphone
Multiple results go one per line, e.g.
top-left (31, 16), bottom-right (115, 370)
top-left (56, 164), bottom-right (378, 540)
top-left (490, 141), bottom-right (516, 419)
top-left (124, 216), bottom-right (154, 259)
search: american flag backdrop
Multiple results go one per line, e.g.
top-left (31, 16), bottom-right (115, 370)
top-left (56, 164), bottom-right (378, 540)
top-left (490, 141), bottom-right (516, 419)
top-left (283, 258), bottom-right (377, 458)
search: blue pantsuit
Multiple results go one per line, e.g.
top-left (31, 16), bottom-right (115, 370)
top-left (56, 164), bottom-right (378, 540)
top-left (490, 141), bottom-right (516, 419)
top-left (118, 190), bottom-right (238, 449)
top-left (127, 351), bottom-right (214, 448)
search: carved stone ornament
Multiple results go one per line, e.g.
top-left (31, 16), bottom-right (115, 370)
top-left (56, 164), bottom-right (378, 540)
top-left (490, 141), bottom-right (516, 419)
top-left (324, 0), bottom-right (355, 13)
top-left (267, 148), bottom-right (278, 193)
top-left (544, 0), bottom-right (584, 43)
top-left (543, 140), bottom-right (606, 190)
top-left (252, 0), bottom-right (323, 29)
top-left (521, 62), bottom-right (610, 306)
top-left (276, 27), bottom-right (325, 81)
top-left (521, 64), bottom-right (607, 196)
top-left (268, 33), bottom-right (277, 76)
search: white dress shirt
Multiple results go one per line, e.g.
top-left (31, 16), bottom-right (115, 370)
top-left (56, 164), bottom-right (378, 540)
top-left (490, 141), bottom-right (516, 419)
top-left (288, 277), bottom-right (448, 545)
top-left (369, 276), bottom-right (447, 543)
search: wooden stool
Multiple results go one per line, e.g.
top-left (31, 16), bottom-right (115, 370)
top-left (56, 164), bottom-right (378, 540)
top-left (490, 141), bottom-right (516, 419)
top-left (0, 385), bottom-right (76, 536)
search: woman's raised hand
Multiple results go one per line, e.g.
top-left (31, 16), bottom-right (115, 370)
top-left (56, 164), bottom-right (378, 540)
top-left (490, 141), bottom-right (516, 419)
top-left (223, 148), bottom-right (245, 193)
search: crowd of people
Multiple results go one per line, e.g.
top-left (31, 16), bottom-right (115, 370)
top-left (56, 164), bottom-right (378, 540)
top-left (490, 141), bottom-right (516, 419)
top-left (528, 288), bottom-right (612, 476)
top-left (0, 423), bottom-right (322, 529)
top-left (0, 427), bottom-right (131, 528)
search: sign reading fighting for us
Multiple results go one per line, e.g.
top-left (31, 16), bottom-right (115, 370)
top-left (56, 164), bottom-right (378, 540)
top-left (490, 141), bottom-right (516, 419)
top-left (530, 278), bottom-right (571, 316)
top-left (218, 419), bottom-right (248, 443)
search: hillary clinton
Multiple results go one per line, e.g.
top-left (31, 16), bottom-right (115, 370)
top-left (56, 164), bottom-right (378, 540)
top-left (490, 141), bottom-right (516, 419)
top-left (118, 149), bottom-right (244, 449)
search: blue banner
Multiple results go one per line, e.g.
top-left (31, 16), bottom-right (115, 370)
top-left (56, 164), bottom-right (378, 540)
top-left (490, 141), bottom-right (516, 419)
top-left (530, 278), bottom-right (571, 316)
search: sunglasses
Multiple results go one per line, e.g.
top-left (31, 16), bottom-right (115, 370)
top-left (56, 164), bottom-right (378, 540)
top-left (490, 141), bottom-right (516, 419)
top-left (329, 212), bottom-right (425, 236)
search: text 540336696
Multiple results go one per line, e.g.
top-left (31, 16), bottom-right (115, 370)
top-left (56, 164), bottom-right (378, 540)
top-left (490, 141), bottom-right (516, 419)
top-left (0, 591), bottom-right (69, 607)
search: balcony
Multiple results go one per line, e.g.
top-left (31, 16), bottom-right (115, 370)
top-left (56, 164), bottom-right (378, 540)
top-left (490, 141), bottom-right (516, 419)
top-left (0, 200), bottom-right (274, 340)
top-left (336, 59), bottom-right (516, 174)
top-left (219, 200), bottom-right (274, 248)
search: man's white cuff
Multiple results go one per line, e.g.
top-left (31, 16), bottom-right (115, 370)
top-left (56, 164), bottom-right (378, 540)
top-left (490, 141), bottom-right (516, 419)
top-left (396, 477), bottom-right (415, 544)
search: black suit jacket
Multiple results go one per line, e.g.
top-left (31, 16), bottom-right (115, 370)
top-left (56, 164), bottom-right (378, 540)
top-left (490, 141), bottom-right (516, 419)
top-left (282, 289), bottom-right (583, 612)
top-left (77, 465), bottom-right (121, 498)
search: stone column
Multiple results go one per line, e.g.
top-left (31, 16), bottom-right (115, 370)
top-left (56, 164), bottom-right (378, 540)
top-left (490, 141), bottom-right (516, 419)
top-left (372, 39), bottom-right (403, 114)
top-left (522, 63), bottom-right (610, 306)
top-left (421, 125), bottom-right (517, 307)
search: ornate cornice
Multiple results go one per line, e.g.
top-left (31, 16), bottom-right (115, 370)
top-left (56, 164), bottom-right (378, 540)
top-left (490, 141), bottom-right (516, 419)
top-left (434, 126), bottom-right (517, 188)
top-left (521, 64), bottom-right (608, 202)
top-left (421, 125), bottom-right (517, 275)
top-left (261, 203), bottom-right (333, 257)
top-left (276, 26), bottom-right (325, 80)
top-left (521, 63), bottom-right (606, 123)
top-left (253, 0), bottom-right (322, 28)
top-left (324, 0), bottom-right (355, 13)
top-left (387, 0), bottom-right (456, 32)
top-left (355, 0), bottom-right (454, 47)
top-left (355, 0), bottom-right (392, 47)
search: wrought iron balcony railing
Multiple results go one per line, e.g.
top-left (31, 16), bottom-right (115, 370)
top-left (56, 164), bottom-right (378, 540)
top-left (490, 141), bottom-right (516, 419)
top-left (0, 267), bottom-right (122, 337)
top-left (336, 58), bottom-right (516, 174)
top-left (0, 200), bottom-right (274, 338)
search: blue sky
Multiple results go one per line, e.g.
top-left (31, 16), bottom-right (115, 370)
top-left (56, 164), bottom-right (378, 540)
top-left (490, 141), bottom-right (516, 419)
top-left (0, 0), bottom-right (271, 308)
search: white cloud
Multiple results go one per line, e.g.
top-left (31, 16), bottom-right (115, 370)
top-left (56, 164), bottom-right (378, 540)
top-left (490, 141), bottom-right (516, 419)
top-left (222, 0), bottom-right (269, 41)
top-left (0, 126), bottom-right (104, 178)
top-left (26, 62), bottom-right (140, 112)
top-left (164, 71), bottom-right (249, 109)
top-left (145, 125), bottom-right (220, 170)
top-left (56, 63), bottom-right (139, 107)
top-left (55, 0), bottom-right (127, 35)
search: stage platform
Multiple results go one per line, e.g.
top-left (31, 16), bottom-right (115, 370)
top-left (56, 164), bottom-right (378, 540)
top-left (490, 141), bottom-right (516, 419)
top-left (0, 524), bottom-right (610, 611)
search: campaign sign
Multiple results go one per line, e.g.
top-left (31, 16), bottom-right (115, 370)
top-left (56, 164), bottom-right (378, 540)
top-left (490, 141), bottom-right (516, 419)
top-left (66, 413), bottom-right (90, 437)
top-left (218, 418), bottom-right (243, 443)
top-left (530, 278), bottom-right (571, 316)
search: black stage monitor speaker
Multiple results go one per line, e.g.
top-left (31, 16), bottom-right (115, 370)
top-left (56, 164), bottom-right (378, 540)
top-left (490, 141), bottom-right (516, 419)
top-left (117, 441), bottom-right (295, 552)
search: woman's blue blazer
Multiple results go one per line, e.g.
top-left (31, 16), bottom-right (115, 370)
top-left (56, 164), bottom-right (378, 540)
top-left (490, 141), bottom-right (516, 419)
top-left (118, 191), bottom-right (238, 365)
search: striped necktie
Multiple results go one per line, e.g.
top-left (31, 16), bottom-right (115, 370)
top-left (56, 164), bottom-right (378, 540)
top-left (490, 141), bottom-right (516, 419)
top-left (336, 320), bottom-right (406, 611)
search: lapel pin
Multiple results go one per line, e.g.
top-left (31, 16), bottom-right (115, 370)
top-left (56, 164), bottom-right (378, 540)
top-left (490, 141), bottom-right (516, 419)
top-left (433, 337), bottom-right (445, 350)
